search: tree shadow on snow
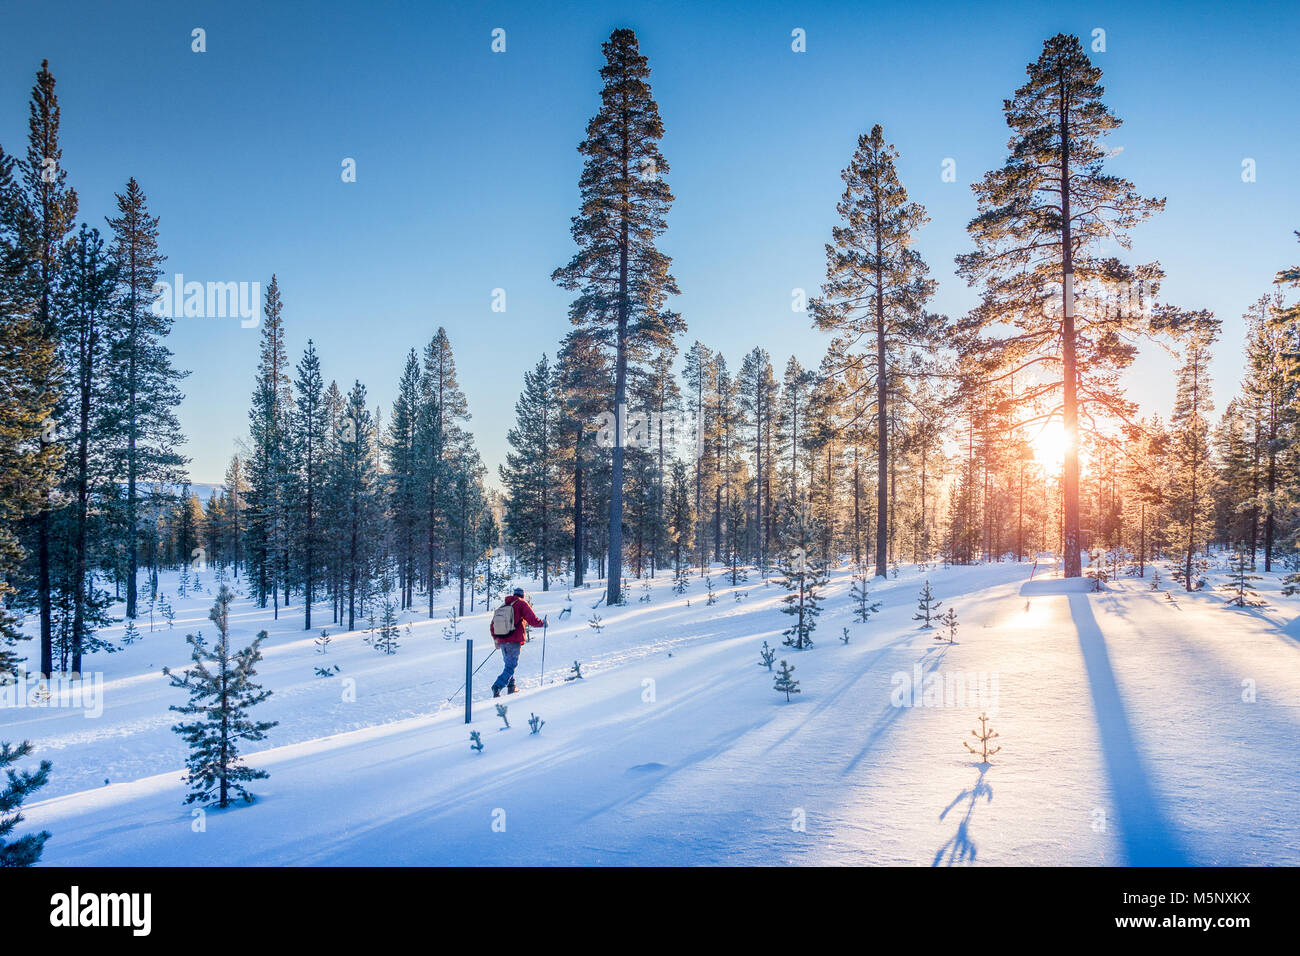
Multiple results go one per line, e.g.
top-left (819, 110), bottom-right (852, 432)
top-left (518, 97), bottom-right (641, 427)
top-left (840, 644), bottom-right (950, 776)
top-left (932, 764), bottom-right (991, 867)
top-left (1277, 614), bottom-right (1300, 648)
top-left (762, 632), bottom-right (918, 759)
top-left (1070, 593), bottom-right (1188, 865)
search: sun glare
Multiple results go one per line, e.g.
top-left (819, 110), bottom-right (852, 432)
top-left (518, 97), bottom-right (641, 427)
top-left (1030, 421), bottom-right (1071, 467)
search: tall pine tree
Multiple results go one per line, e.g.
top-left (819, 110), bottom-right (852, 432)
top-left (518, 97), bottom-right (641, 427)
top-left (501, 356), bottom-right (570, 589)
top-left (291, 341), bottom-right (328, 629)
top-left (956, 34), bottom-right (1164, 577)
top-left (22, 60), bottom-right (79, 678)
top-left (0, 146), bottom-right (58, 676)
top-left (810, 123), bottom-right (940, 579)
top-left (57, 224), bottom-right (118, 674)
top-left (105, 178), bottom-right (186, 619)
top-left (553, 28), bottom-right (682, 606)
top-left (246, 276), bottom-right (291, 615)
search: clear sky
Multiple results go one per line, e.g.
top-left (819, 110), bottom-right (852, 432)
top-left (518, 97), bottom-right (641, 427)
top-left (2, 0), bottom-right (1296, 485)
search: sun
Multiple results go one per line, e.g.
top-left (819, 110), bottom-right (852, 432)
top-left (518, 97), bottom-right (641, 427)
top-left (1029, 420), bottom-right (1072, 467)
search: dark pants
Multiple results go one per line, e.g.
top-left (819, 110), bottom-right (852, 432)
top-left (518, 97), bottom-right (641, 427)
top-left (492, 641), bottom-right (521, 691)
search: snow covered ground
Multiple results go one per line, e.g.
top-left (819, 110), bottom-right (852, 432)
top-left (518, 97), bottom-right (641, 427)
top-left (6, 556), bottom-right (1299, 866)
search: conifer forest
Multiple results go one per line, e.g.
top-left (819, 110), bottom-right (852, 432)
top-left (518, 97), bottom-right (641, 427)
top-left (1, 0), bottom-right (1298, 908)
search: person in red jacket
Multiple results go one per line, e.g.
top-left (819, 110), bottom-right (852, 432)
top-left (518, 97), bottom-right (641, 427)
top-left (491, 587), bottom-right (546, 697)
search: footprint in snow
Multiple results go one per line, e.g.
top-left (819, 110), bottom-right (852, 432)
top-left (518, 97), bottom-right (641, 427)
top-left (626, 762), bottom-right (668, 774)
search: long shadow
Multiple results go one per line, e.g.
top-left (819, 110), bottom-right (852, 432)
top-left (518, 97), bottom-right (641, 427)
top-left (841, 643), bottom-right (950, 775)
top-left (932, 764), bottom-right (992, 866)
top-left (1069, 593), bottom-right (1188, 865)
top-left (762, 631), bottom-right (916, 757)
top-left (577, 717), bottom-right (770, 823)
top-left (1276, 614), bottom-right (1300, 649)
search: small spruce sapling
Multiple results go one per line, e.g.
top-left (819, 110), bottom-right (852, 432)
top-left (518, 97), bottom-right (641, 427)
top-left (528, 713), bottom-right (544, 734)
top-left (1223, 551), bottom-right (1264, 608)
top-left (314, 665), bottom-right (339, 678)
top-left (0, 740), bottom-right (52, 866)
top-left (759, 640), bottom-right (776, 670)
top-left (963, 712), bottom-right (1001, 764)
top-left (774, 660), bottom-right (800, 702)
top-left (850, 565), bottom-right (882, 623)
top-left (315, 629), bottom-right (331, 654)
top-left (565, 660), bottom-right (584, 681)
top-left (442, 606), bottom-right (464, 642)
top-left (496, 703), bottom-right (510, 729)
top-left (779, 537), bottom-right (827, 650)
top-left (705, 574), bottom-right (717, 606)
top-left (913, 580), bottom-right (942, 628)
top-left (1086, 550), bottom-right (1107, 591)
top-left (587, 612), bottom-right (604, 634)
top-left (841, 626), bottom-right (851, 645)
top-left (162, 585), bottom-right (278, 808)
top-left (673, 564), bottom-right (690, 594)
top-left (1194, 556), bottom-right (1210, 591)
top-left (937, 607), bottom-right (958, 644)
top-left (1149, 569), bottom-right (1162, 591)
top-left (122, 619), bottom-right (140, 646)
top-left (375, 599), bottom-right (400, 655)
top-left (469, 731), bottom-right (484, 753)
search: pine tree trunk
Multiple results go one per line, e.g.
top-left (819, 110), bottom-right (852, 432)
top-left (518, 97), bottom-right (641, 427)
top-left (36, 179), bottom-right (58, 678)
top-left (72, 336), bottom-right (92, 676)
top-left (653, 407), bottom-right (663, 577)
top-left (920, 444), bottom-right (928, 560)
top-left (1265, 411), bottom-right (1277, 571)
top-left (1139, 503), bottom-right (1146, 576)
top-left (853, 447), bottom-right (861, 566)
top-left (427, 493), bottom-right (436, 618)
top-left (458, 487), bottom-right (467, 613)
top-left (755, 398), bottom-right (762, 570)
top-left (304, 460), bottom-right (314, 631)
top-left (608, 100), bottom-right (630, 608)
top-left (219, 650), bottom-right (229, 809)
top-left (573, 442), bottom-right (585, 586)
top-left (874, 224), bottom-right (888, 578)
top-left (714, 483), bottom-right (721, 565)
top-left (126, 350), bottom-right (138, 619)
top-left (1058, 66), bottom-right (1083, 578)
top-left (890, 431), bottom-right (898, 566)
top-left (1016, 462), bottom-right (1024, 560)
top-left (694, 382), bottom-right (704, 574)
top-left (1185, 381), bottom-right (1200, 592)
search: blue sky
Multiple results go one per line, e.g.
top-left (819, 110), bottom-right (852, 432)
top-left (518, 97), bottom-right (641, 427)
top-left (2, 0), bottom-right (1297, 484)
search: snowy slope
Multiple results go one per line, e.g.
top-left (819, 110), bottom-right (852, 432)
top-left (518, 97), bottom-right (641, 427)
top-left (6, 558), bottom-right (1300, 866)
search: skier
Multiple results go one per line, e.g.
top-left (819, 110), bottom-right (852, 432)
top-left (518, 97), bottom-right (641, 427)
top-left (489, 587), bottom-right (546, 697)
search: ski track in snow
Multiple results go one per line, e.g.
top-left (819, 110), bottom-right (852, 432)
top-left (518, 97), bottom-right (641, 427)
top-left (7, 558), bottom-right (1300, 866)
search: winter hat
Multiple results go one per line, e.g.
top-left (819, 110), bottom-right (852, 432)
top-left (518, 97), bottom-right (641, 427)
top-left (513, 587), bottom-right (525, 598)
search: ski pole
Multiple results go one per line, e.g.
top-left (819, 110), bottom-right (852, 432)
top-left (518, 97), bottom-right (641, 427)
top-left (446, 644), bottom-right (499, 705)
top-left (540, 617), bottom-right (548, 686)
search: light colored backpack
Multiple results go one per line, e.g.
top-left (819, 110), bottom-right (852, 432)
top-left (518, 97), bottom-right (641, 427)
top-left (490, 602), bottom-right (516, 638)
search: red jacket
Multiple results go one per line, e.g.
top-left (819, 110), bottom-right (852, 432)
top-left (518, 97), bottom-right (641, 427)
top-left (492, 595), bottom-right (544, 645)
